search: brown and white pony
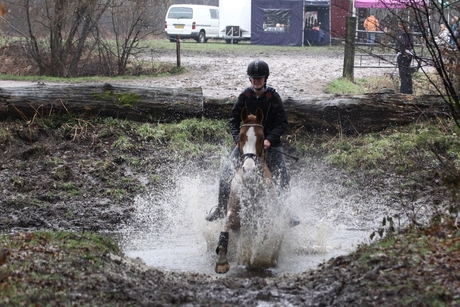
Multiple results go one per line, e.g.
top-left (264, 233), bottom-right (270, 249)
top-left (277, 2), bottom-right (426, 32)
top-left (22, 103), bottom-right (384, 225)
top-left (215, 107), bottom-right (283, 274)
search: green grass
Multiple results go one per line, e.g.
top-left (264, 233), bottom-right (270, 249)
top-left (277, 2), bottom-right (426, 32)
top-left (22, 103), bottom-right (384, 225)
top-left (141, 38), bottom-right (342, 56)
top-left (136, 123), bottom-right (167, 143)
top-left (0, 231), bottom-right (121, 305)
top-left (165, 118), bottom-right (232, 157)
top-left (0, 126), bottom-right (13, 145)
top-left (322, 118), bottom-right (460, 173)
top-left (130, 117), bottom-right (232, 158)
top-left (325, 77), bottom-right (366, 95)
top-left (112, 135), bottom-right (133, 150)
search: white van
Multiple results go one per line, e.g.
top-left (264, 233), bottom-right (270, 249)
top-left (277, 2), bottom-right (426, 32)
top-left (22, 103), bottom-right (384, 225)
top-left (165, 5), bottom-right (220, 43)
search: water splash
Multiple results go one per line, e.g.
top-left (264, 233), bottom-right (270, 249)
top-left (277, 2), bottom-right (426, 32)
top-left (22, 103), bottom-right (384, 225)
top-left (121, 160), bottom-right (384, 275)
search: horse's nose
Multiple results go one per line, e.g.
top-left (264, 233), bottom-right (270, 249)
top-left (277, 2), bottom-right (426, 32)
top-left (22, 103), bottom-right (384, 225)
top-left (242, 158), bottom-right (256, 173)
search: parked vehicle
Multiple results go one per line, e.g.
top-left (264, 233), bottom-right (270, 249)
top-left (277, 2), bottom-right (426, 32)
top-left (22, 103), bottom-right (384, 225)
top-left (165, 4), bottom-right (220, 43)
top-left (219, 0), bottom-right (251, 43)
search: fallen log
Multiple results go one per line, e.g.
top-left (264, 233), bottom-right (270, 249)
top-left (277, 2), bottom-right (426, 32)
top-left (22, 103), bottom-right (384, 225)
top-left (206, 89), bottom-right (451, 134)
top-left (0, 83), bottom-right (451, 134)
top-left (282, 90), bottom-right (451, 134)
top-left (0, 83), bottom-right (204, 123)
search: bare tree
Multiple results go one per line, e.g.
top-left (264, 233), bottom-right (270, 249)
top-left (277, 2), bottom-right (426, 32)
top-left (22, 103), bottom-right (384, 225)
top-left (1, 0), bottom-right (111, 77)
top-left (377, 0), bottom-right (460, 126)
top-left (1, 0), bottom-right (167, 77)
top-left (407, 0), bottom-right (460, 126)
top-left (94, 0), bottom-right (169, 76)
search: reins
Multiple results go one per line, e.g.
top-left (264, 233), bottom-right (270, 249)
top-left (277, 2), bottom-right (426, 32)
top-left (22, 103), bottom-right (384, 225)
top-left (241, 123), bottom-right (300, 163)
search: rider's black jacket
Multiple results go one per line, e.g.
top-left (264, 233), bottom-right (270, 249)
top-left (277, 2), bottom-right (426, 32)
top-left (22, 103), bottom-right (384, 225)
top-left (229, 86), bottom-right (288, 147)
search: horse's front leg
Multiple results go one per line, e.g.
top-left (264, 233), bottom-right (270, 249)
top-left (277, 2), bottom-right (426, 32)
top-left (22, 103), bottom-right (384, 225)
top-left (215, 231), bottom-right (230, 274)
top-left (215, 176), bottom-right (241, 274)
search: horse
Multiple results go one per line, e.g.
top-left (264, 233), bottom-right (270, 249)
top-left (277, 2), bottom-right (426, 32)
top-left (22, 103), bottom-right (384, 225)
top-left (214, 106), bottom-right (285, 274)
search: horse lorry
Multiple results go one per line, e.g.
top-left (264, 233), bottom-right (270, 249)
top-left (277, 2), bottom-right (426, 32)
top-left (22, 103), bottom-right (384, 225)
top-left (218, 0), bottom-right (251, 43)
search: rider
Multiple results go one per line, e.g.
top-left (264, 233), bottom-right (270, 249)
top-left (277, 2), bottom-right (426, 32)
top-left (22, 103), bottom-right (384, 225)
top-left (206, 60), bottom-right (298, 226)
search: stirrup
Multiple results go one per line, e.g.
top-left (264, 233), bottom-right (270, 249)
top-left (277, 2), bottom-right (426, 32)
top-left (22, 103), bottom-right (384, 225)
top-left (288, 216), bottom-right (300, 228)
top-left (286, 209), bottom-right (300, 228)
top-left (205, 206), bottom-right (225, 222)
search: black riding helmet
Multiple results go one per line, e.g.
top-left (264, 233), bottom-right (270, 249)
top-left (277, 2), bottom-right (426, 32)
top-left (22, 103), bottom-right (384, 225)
top-left (247, 60), bottom-right (270, 78)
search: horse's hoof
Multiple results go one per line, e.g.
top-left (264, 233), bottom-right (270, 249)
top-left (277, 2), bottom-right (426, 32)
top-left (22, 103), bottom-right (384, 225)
top-left (215, 261), bottom-right (230, 274)
top-left (215, 246), bottom-right (230, 274)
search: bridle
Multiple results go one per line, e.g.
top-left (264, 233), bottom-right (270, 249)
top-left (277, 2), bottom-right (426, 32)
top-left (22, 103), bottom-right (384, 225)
top-left (240, 124), bottom-right (264, 129)
top-left (239, 123), bottom-right (264, 163)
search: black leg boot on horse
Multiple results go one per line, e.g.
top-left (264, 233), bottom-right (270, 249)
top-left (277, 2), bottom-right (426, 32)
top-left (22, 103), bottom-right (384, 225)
top-left (215, 231), bottom-right (230, 273)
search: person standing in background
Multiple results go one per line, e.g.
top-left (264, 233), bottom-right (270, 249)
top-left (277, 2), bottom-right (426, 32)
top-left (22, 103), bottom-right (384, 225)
top-left (395, 21), bottom-right (414, 94)
top-left (435, 23), bottom-right (450, 47)
top-left (449, 16), bottom-right (459, 47)
top-left (364, 14), bottom-right (379, 44)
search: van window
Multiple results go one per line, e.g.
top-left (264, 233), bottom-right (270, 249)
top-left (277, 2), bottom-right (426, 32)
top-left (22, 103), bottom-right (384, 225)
top-left (210, 9), bottom-right (219, 19)
top-left (168, 7), bottom-right (193, 19)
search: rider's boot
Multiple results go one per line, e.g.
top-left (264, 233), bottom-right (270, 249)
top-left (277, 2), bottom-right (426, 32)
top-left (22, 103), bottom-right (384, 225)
top-left (206, 179), bottom-right (230, 222)
top-left (205, 203), bottom-right (226, 222)
top-left (288, 210), bottom-right (301, 227)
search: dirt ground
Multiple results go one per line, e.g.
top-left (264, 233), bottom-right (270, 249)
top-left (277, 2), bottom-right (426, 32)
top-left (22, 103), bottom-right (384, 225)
top-left (103, 45), bottom-right (397, 100)
top-left (1, 46), bottom-right (459, 306)
top-left (0, 46), bottom-right (376, 99)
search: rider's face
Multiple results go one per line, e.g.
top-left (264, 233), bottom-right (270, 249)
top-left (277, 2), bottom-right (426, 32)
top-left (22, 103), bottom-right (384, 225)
top-left (250, 77), bottom-right (265, 89)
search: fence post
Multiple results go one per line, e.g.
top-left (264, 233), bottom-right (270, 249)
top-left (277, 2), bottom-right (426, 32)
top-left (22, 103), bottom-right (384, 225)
top-left (176, 35), bottom-right (181, 67)
top-left (343, 17), bottom-right (356, 82)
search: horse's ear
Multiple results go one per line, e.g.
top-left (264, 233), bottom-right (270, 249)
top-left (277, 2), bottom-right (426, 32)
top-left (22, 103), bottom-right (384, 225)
top-left (241, 107), bottom-right (249, 121)
top-left (255, 107), bottom-right (264, 124)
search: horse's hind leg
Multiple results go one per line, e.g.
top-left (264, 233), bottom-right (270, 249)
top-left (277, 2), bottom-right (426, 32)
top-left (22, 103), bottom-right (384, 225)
top-left (215, 231), bottom-right (230, 274)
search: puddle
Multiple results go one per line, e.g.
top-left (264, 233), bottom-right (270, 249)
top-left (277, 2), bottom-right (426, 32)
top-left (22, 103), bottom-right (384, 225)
top-left (121, 162), bottom-right (381, 277)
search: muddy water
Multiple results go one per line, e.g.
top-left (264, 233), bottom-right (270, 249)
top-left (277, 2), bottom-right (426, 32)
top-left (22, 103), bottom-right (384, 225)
top-left (121, 161), bottom-right (385, 277)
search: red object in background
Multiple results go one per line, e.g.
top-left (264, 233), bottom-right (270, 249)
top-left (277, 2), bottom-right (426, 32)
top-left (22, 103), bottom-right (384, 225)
top-left (331, 0), bottom-right (350, 39)
top-left (0, 2), bottom-right (6, 16)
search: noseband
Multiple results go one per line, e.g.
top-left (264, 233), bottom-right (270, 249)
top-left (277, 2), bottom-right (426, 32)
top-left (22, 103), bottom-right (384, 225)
top-left (239, 123), bottom-right (264, 163)
top-left (241, 153), bottom-right (260, 163)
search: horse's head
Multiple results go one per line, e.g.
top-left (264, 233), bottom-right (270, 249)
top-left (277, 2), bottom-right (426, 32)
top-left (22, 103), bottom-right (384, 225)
top-left (238, 107), bottom-right (264, 173)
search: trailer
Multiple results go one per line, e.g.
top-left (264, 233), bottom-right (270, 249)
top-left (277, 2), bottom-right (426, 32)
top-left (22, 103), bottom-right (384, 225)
top-left (219, 0), bottom-right (251, 43)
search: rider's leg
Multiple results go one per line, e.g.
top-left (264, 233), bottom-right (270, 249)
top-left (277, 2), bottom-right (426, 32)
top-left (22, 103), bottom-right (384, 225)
top-left (266, 146), bottom-right (290, 193)
top-left (266, 146), bottom-right (300, 227)
top-left (206, 146), bottom-right (240, 221)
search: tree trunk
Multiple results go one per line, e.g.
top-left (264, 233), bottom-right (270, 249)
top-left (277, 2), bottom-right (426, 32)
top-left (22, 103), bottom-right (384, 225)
top-left (282, 91), bottom-right (451, 134)
top-left (0, 84), bottom-right (450, 134)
